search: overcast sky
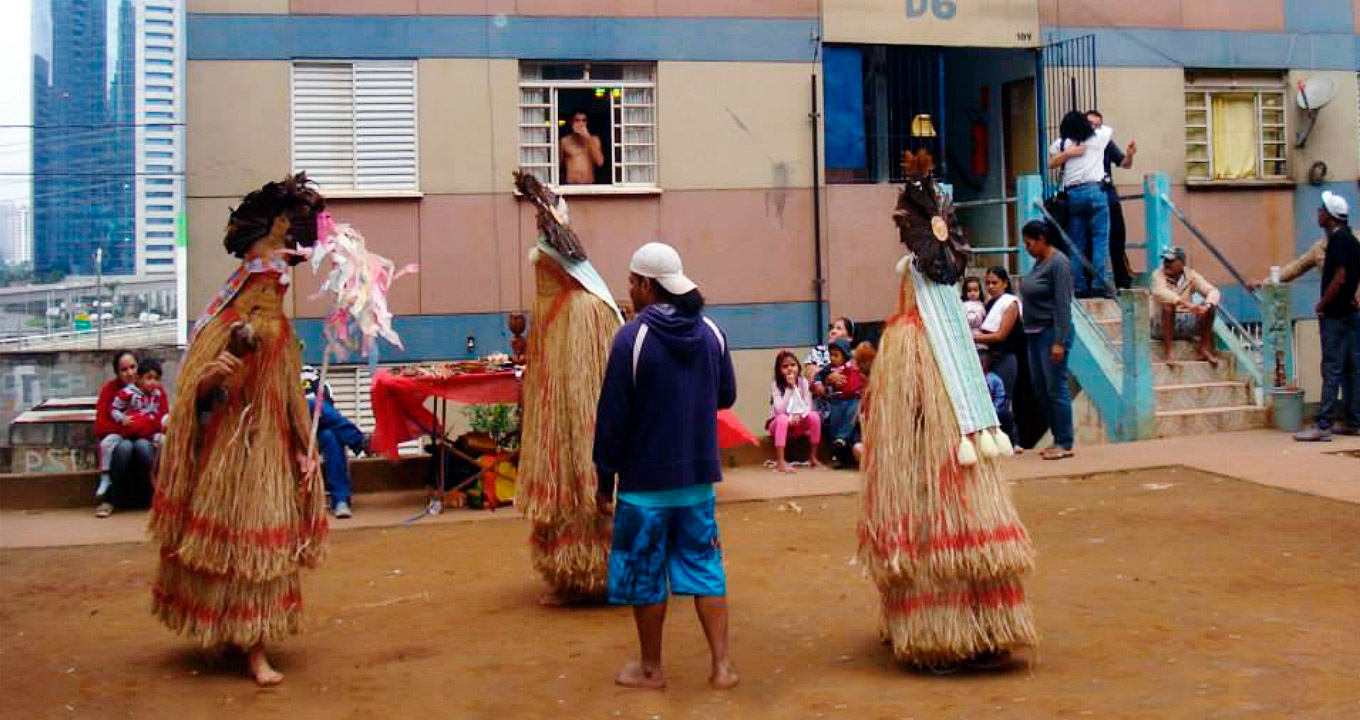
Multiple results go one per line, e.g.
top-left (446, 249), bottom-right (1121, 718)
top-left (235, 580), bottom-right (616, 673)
top-left (0, 1), bottom-right (31, 206)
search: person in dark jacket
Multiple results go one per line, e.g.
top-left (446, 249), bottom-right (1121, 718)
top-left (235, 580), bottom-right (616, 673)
top-left (594, 241), bottom-right (739, 691)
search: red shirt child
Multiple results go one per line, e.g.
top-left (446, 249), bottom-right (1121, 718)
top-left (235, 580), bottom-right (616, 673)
top-left (111, 360), bottom-right (169, 441)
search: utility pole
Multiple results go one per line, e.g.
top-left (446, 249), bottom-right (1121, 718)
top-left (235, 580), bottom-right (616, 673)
top-left (95, 246), bottom-right (103, 351)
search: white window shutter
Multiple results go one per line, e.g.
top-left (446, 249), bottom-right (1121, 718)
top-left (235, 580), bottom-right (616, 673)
top-left (291, 60), bottom-right (418, 193)
top-left (292, 62), bottom-right (356, 191)
top-left (354, 61), bottom-right (418, 191)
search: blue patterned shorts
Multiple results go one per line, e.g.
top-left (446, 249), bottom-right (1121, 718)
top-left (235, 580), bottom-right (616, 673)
top-left (607, 498), bottom-right (726, 605)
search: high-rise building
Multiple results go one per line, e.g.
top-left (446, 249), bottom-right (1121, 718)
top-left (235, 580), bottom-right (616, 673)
top-left (0, 201), bottom-right (33, 265)
top-left (32, 0), bottom-right (183, 279)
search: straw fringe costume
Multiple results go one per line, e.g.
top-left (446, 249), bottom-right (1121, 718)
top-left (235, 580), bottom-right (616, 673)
top-left (149, 176), bottom-right (327, 648)
top-left (519, 252), bottom-right (621, 597)
top-left (858, 151), bottom-right (1037, 666)
top-left (513, 171), bottom-right (622, 599)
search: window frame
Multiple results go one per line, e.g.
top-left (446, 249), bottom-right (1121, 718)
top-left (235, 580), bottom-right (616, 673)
top-left (290, 60), bottom-right (422, 198)
top-left (517, 61), bottom-right (660, 193)
top-left (1183, 70), bottom-right (1290, 186)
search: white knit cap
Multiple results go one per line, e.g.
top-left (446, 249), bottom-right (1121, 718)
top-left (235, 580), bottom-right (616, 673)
top-left (1322, 191), bottom-right (1349, 220)
top-left (629, 242), bottom-right (697, 296)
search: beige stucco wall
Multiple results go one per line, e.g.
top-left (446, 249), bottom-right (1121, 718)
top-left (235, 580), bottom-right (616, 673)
top-left (187, 61), bottom-right (290, 201)
top-left (1295, 318), bottom-right (1322, 402)
top-left (658, 62), bottom-right (817, 191)
top-left (1288, 70), bottom-right (1360, 184)
top-left (1092, 67), bottom-right (1188, 185)
top-left (824, 0), bottom-right (1039, 47)
top-left (418, 59), bottom-right (520, 195)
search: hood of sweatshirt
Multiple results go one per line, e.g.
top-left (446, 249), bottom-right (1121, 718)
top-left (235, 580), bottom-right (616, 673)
top-left (638, 303), bottom-right (707, 361)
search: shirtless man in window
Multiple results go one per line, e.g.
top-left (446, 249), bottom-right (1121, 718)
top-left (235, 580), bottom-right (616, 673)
top-left (560, 111), bottom-right (604, 185)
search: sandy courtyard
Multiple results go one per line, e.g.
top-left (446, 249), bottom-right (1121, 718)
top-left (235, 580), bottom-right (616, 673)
top-left (1, 467), bottom-right (1358, 720)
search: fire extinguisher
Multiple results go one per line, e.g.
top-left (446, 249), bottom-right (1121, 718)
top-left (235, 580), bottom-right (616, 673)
top-left (969, 85), bottom-right (990, 179)
top-left (969, 110), bottom-right (989, 179)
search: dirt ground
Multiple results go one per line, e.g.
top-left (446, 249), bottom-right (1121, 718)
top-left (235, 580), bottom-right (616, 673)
top-left (2, 468), bottom-right (1358, 720)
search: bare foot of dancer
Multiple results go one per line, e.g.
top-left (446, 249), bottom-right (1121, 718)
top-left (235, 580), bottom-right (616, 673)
top-left (248, 643), bottom-right (283, 686)
top-left (615, 661), bottom-right (666, 689)
top-left (775, 460), bottom-right (795, 474)
top-left (710, 660), bottom-right (740, 689)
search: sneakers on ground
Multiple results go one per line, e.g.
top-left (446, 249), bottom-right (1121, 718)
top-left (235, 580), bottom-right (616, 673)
top-left (94, 502), bottom-right (114, 518)
top-left (1331, 424), bottom-right (1359, 436)
top-left (1293, 424), bottom-right (1333, 442)
top-left (333, 501), bottom-right (353, 519)
top-left (427, 498), bottom-right (444, 516)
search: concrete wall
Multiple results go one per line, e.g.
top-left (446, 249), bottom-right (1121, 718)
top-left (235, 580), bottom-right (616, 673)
top-left (0, 347), bottom-right (183, 444)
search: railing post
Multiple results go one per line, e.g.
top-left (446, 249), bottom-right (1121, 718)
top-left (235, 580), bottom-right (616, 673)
top-left (1016, 174), bottom-right (1044, 276)
top-left (1144, 172), bottom-right (1172, 268)
top-left (1261, 282), bottom-right (1295, 389)
top-left (1118, 288), bottom-right (1156, 440)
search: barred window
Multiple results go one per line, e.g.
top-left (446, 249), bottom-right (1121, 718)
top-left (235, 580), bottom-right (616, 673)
top-left (518, 62), bottom-right (657, 189)
top-left (1184, 70), bottom-right (1287, 182)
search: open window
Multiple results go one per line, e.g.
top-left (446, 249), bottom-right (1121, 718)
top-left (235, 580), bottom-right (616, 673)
top-left (518, 62), bottom-right (657, 192)
top-left (1184, 70), bottom-right (1288, 184)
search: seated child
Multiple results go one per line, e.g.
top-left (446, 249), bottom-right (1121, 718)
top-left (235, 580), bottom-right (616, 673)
top-left (962, 277), bottom-right (986, 331)
top-left (767, 350), bottom-right (822, 474)
top-left (110, 358), bottom-right (169, 445)
top-left (980, 349), bottom-right (1016, 450)
top-left (812, 339), bottom-right (864, 467)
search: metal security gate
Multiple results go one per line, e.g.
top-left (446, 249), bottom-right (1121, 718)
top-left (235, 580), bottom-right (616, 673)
top-left (1039, 34), bottom-right (1098, 192)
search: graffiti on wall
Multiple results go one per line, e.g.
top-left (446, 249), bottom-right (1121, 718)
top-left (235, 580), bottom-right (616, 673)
top-left (16, 447), bottom-right (97, 474)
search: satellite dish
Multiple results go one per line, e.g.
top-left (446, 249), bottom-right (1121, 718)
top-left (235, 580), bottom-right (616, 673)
top-left (1297, 77), bottom-right (1337, 111)
top-left (1295, 77), bottom-right (1338, 147)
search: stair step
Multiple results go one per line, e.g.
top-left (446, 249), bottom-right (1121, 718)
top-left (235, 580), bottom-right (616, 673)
top-left (1153, 359), bottom-right (1237, 384)
top-left (1154, 404), bottom-right (1269, 437)
top-left (1155, 381), bottom-right (1254, 411)
top-left (1079, 298), bottom-right (1122, 322)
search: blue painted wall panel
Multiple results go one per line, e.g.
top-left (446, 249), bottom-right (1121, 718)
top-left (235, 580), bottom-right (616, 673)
top-left (296, 301), bottom-right (827, 364)
top-left (823, 46), bottom-right (867, 170)
top-left (1041, 26), bottom-right (1358, 70)
top-left (1284, 0), bottom-right (1354, 34)
top-left (189, 14), bottom-right (819, 63)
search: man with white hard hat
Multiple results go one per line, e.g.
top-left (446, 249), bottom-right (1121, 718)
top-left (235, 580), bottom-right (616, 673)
top-left (593, 241), bottom-right (739, 690)
top-left (1293, 191), bottom-right (1360, 441)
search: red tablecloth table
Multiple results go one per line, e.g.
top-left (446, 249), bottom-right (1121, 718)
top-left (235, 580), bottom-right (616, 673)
top-left (369, 368), bottom-right (521, 460)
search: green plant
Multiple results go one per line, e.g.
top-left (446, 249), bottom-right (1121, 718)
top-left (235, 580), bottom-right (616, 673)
top-left (463, 403), bottom-right (520, 451)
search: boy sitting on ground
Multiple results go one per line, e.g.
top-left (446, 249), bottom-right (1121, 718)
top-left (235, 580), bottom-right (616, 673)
top-left (812, 339), bottom-right (864, 467)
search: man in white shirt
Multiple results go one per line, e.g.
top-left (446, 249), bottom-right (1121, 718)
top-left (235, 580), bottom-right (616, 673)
top-left (1048, 111), bottom-right (1115, 298)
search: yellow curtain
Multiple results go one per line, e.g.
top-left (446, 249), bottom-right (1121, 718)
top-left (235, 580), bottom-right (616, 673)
top-left (1211, 94), bottom-right (1258, 180)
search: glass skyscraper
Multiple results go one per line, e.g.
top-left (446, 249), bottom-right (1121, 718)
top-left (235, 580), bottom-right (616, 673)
top-left (32, 0), bottom-right (183, 278)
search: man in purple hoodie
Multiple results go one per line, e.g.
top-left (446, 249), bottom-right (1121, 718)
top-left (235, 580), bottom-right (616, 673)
top-left (594, 242), bottom-right (739, 690)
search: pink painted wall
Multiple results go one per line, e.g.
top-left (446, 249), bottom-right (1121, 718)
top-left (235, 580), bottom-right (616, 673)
top-left (1168, 186), bottom-right (1295, 287)
top-left (295, 188), bottom-right (821, 318)
top-left (824, 184), bottom-right (904, 323)
top-left (291, 0), bottom-right (818, 17)
top-left (1039, 0), bottom-right (1285, 32)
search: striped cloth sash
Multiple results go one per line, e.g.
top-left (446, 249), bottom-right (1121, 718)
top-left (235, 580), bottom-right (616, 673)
top-left (907, 258), bottom-right (1000, 437)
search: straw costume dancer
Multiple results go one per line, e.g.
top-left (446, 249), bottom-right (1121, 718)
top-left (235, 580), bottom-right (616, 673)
top-left (514, 171), bottom-right (624, 604)
top-left (148, 173), bottom-right (328, 686)
top-left (858, 151), bottom-right (1037, 668)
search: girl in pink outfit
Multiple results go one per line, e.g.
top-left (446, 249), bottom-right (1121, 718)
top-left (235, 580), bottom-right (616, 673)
top-left (768, 350), bottom-right (822, 473)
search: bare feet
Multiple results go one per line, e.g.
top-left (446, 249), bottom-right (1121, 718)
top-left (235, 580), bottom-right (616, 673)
top-left (614, 661), bottom-right (666, 689)
top-left (774, 461), bottom-right (795, 474)
top-left (710, 661), bottom-right (740, 690)
top-left (248, 644), bottom-right (283, 687)
top-left (1198, 350), bottom-right (1220, 368)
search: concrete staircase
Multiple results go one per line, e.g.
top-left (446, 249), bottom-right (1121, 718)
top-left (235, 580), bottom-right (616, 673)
top-left (1081, 298), bottom-right (1268, 437)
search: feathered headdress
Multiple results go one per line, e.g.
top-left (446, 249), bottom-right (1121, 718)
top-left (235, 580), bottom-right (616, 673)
top-left (893, 150), bottom-right (971, 285)
top-left (514, 170), bottom-right (587, 261)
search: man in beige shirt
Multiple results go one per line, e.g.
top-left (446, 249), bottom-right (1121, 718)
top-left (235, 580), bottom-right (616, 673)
top-left (1252, 236), bottom-right (1360, 305)
top-left (1151, 247), bottom-right (1221, 366)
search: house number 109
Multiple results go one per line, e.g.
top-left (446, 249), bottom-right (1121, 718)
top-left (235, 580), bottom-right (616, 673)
top-left (906, 0), bottom-right (958, 20)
